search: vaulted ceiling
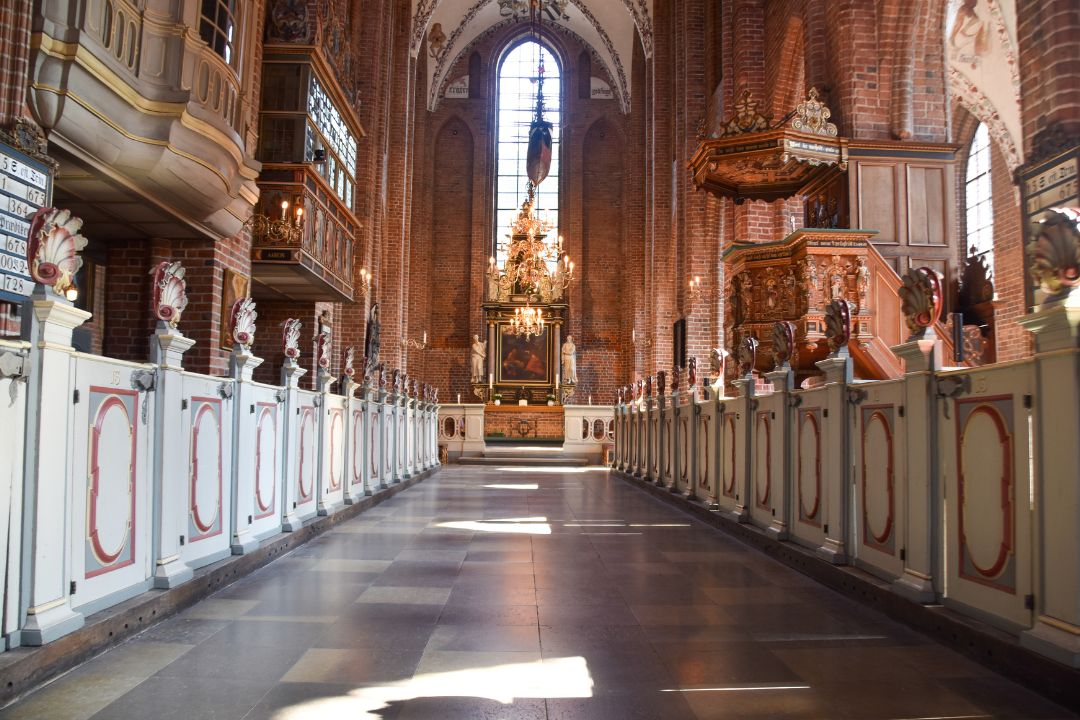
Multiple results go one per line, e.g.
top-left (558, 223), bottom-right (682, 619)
top-left (411, 0), bottom-right (653, 112)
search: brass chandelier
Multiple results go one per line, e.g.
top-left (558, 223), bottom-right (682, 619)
top-left (487, 7), bottom-right (574, 338)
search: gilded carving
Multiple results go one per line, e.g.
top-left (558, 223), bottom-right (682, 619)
top-left (791, 88), bottom-right (838, 137)
top-left (719, 90), bottom-right (772, 137)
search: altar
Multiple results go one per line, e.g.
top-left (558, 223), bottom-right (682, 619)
top-left (483, 403), bottom-right (565, 441)
top-left (470, 186), bottom-right (576, 406)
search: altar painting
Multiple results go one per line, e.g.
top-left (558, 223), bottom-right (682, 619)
top-left (497, 325), bottom-right (551, 385)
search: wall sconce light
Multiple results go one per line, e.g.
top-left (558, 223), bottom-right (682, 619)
top-left (631, 329), bottom-right (652, 348)
top-left (401, 331), bottom-right (428, 351)
top-left (359, 268), bottom-right (373, 298)
top-left (687, 275), bottom-right (703, 307)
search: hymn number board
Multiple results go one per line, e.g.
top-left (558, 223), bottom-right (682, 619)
top-left (0, 140), bottom-right (52, 303)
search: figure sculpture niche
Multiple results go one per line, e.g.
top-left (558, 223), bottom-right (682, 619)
top-left (470, 334), bottom-right (487, 382)
top-left (364, 303), bottom-right (381, 371)
top-left (561, 335), bottom-right (577, 384)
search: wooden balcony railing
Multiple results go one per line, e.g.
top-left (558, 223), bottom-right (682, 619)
top-left (250, 168), bottom-right (356, 302)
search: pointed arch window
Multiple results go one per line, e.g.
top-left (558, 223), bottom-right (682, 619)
top-left (494, 41), bottom-right (561, 266)
top-left (964, 123), bottom-right (994, 271)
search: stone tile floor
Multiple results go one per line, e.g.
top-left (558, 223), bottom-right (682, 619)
top-left (2, 465), bottom-right (1075, 719)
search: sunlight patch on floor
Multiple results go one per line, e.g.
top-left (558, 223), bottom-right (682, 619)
top-left (272, 656), bottom-right (593, 719)
top-left (484, 483), bottom-right (539, 490)
top-left (437, 517), bottom-right (552, 534)
top-left (661, 684), bottom-right (812, 693)
top-left (500, 466), bottom-right (610, 473)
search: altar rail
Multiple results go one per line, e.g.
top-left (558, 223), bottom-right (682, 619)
top-left (0, 300), bottom-right (439, 650)
top-left (437, 404), bottom-right (613, 462)
top-left (613, 306), bottom-right (1080, 669)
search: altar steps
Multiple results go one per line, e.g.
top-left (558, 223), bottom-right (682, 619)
top-left (458, 445), bottom-right (590, 467)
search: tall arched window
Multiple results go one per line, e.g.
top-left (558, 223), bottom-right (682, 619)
top-left (494, 41), bottom-right (561, 265)
top-left (965, 123), bottom-right (994, 270)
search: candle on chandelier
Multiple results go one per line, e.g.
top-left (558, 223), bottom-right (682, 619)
top-left (422, 331), bottom-right (427, 345)
top-left (280, 199), bottom-right (289, 220)
top-left (457, 393), bottom-right (461, 404)
top-left (489, 373), bottom-right (494, 389)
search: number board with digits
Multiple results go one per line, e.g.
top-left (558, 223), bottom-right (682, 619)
top-left (0, 140), bottom-right (52, 303)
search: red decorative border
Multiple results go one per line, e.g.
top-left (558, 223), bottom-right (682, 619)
top-left (297, 406), bottom-right (315, 504)
top-left (352, 409), bottom-right (364, 485)
top-left (755, 412), bottom-right (771, 509)
top-left (371, 416), bottom-right (380, 476)
top-left (680, 417), bottom-right (689, 482)
top-left (329, 409), bottom-right (343, 490)
top-left (699, 415), bottom-right (711, 492)
top-left (189, 397), bottom-right (223, 541)
top-left (723, 414), bottom-right (737, 498)
top-left (86, 388), bottom-right (138, 579)
top-left (254, 403), bottom-right (277, 519)
top-left (860, 406), bottom-right (895, 554)
top-left (798, 409), bottom-right (822, 526)
top-left (956, 396), bottom-right (1015, 593)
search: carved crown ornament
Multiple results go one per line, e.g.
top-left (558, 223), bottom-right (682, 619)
top-left (898, 267), bottom-right (944, 340)
top-left (1027, 209), bottom-right (1080, 304)
top-left (150, 261), bottom-right (189, 329)
top-left (27, 207), bottom-right (88, 297)
top-left (689, 87), bottom-right (848, 203)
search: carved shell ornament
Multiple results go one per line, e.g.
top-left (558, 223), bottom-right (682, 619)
top-left (1027, 209), bottom-right (1080, 303)
top-left (315, 328), bottom-right (332, 369)
top-left (772, 321), bottom-right (796, 369)
top-left (644, 375), bottom-right (653, 398)
top-left (281, 318), bottom-right (302, 359)
top-left (150, 261), bottom-right (189, 328)
top-left (737, 336), bottom-right (758, 376)
top-left (657, 370), bottom-right (667, 396)
top-left (26, 207), bottom-right (88, 296)
top-left (898, 267), bottom-right (943, 339)
top-left (229, 297), bottom-right (257, 350)
top-left (709, 347), bottom-right (729, 379)
top-left (343, 346), bottom-right (355, 378)
top-left (687, 356), bottom-right (698, 387)
top-left (391, 368), bottom-right (401, 391)
top-left (824, 299), bottom-right (853, 353)
top-left (671, 368), bottom-right (681, 392)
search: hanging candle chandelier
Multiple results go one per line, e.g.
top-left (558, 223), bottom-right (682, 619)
top-left (488, 1), bottom-right (574, 335)
top-left (509, 303), bottom-right (545, 339)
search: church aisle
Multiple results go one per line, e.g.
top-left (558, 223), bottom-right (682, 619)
top-left (1, 466), bottom-right (1074, 720)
